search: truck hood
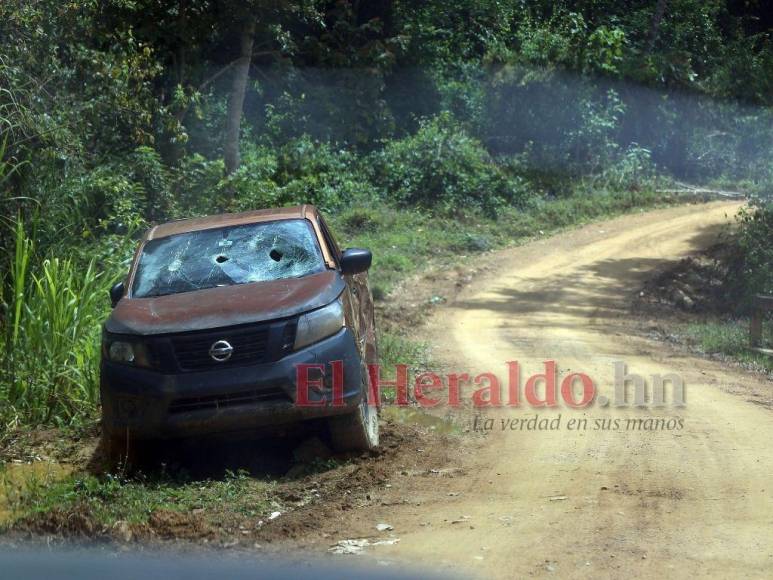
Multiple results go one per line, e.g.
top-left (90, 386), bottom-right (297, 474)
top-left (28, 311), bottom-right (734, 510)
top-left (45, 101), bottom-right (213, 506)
top-left (105, 270), bottom-right (344, 335)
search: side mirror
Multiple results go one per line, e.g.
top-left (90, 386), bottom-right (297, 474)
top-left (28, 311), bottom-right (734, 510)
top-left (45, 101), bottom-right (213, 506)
top-left (110, 281), bottom-right (125, 308)
top-left (340, 248), bottom-right (372, 275)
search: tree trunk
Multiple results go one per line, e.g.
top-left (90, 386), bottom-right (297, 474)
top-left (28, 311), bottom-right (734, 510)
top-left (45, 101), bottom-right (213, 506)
top-left (224, 19), bottom-right (256, 178)
top-left (647, 0), bottom-right (668, 54)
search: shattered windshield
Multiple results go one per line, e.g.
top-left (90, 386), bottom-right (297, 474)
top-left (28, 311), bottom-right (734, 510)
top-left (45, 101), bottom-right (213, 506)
top-left (132, 219), bottom-right (326, 298)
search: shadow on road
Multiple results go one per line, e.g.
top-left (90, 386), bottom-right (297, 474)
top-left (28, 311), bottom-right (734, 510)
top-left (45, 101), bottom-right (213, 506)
top-left (449, 222), bottom-right (726, 336)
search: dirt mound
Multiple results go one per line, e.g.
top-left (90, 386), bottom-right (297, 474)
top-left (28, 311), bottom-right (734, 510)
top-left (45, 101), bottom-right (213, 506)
top-left (14, 504), bottom-right (102, 539)
top-left (12, 502), bottom-right (216, 543)
top-left (145, 509), bottom-right (216, 540)
top-left (635, 245), bottom-right (732, 315)
top-left (0, 423), bottom-right (100, 467)
top-left (254, 420), bottom-right (439, 544)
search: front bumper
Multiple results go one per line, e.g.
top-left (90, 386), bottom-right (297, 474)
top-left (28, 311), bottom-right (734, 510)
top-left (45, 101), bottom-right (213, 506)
top-left (100, 328), bottom-right (363, 440)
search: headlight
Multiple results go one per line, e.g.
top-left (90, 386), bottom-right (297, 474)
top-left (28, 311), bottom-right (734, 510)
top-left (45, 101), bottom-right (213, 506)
top-left (109, 341), bottom-right (136, 363)
top-left (294, 297), bottom-right (345, 350)
top-left (104, 334), bottom-right (153, 367)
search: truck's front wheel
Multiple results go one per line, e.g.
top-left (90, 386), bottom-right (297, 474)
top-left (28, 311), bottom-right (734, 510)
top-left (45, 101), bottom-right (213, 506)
top-left (328, 367), bottom-right (379, 452)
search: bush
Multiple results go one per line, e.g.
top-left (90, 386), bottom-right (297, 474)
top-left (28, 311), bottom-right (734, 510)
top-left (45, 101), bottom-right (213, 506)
top-left (340, 206), bottom-right (382, 232)
top-left (451, 232), bottom-right (492, 253)
top-left (225, 137), bottom-right (377, 213)
top-left (128, 147), bottom-right (177, 221)
top-left (369, 114), bottom-right (529, 217)
top-left (274, 137), bottom-right (377, 210)
top-left (730, 201), bottom-right (773, 308)
top-left (222, 143), bottom-right (282, 212)
top-left (70, 164), bottom-right (149, 238)
top-left (598, 144), bottom-right (658, 191)
top-left (172, 154), bottom-right (228, 217)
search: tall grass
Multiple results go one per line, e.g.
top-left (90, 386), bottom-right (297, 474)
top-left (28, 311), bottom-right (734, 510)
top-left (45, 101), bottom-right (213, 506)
top-left (1, 217), bottom-right (105, 427)
top-left (8, 216), bottom-right (29, 349)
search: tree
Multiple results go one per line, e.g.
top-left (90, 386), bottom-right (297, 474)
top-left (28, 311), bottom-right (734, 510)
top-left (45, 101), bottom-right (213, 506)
top-left (224, 18), bottom-right (256, 176)
top-left (648, 0), bottom-right (669, 53)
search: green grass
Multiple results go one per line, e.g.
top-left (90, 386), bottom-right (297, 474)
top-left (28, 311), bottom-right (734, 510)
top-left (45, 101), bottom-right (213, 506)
top-left (379, 331), bottom-right (433, 371)
top-left (330, 187), bottom-right (670, 297)
top-left (3, 467), bottom-right (275, 527)
top-left (684, 318), bottom-right (773, 371)
top-left (375, 330), bottom-right (434, 403)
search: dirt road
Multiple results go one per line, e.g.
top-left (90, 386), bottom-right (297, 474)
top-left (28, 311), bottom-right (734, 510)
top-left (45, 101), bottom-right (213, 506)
top-left (320, 202), bottom-right (773, 578)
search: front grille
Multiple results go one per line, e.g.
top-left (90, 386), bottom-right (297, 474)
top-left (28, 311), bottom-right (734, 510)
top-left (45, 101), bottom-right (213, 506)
top-left (171, 325), bottom-right (270, 371)
top-left (168, 387), bottom-right (290, 414)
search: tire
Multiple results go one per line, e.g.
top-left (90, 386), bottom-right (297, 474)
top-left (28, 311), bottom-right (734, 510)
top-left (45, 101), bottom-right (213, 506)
top-left (329, 365), bottom-right (379, 452)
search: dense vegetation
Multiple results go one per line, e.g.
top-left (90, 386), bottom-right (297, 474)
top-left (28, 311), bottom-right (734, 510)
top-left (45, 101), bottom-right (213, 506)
top-left (1, 0), bottom-right (771, 428)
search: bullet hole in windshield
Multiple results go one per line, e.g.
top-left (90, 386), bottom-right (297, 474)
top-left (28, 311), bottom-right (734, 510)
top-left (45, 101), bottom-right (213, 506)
top-left (132, 219), bottom-right (326, 298)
